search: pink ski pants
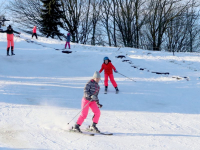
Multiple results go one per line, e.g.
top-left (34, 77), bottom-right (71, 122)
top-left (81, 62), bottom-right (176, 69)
top-left (65, 42), bottom-right (70, 49)
top-left (7, 34), bottom-right (14, 49)
top-left (77, 98), bottom-right (101, 125)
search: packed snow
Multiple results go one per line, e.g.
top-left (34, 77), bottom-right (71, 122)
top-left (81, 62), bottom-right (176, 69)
top-left (0, 29), bottom-right (200, 150)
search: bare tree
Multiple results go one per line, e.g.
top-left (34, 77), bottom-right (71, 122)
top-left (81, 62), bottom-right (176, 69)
top-left (133, 0), bottom-right (147, 48)
top-left (0, 0), bottom-right (7, 28)
top-left (115, 0), bottom-right (134, 47)
top-left (165, 13), bottom-right (188, 53)
top-left (90, 0), bottom-right (102, 45)
top-left (78, 0), bottom-right (92, 44)
top-left (0, 0), bottom-right (6, 16)
top-left (8, 0), bottom-right (42, 32)
top-left (101, 0), bottom-right (112, 46)
top-left (61, 0), bottom-right (84, 43)
top-left (113, 0), bottom-right (146, 48)
top-left (186, 0), bottom-right (200, 52)
top-left (112, 0), bottom-right (117, 47)
top-left (101, 0), bottom-right (119, 46)
top-left (144, 0), bottom-right (191, 51)
top-left (165, 2), bottom-right (200, 53)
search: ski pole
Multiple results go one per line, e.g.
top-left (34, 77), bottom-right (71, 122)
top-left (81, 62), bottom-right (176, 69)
top-left (117, 72), bottom-right (136, 82)
top-left (117, 46), bottom-right (121, 51)
top-left (67, 100), bottom-right (92, 125)
top-left (100, 79), bottom-right (104, 85)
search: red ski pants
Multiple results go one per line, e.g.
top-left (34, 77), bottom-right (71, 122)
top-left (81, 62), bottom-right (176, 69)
top-left (104, 74), bottom-right (117, 88)
top-left (77, 98), bottom-right (100, 125)
top-left (7, 34), bottom-right (14, 50)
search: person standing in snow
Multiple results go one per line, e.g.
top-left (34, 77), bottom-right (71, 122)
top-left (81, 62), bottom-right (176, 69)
top-left (32, 26), bottom-right (38, 39)
top-left (99, 57), bottom-right (119, 93)
top-left (65, 32), bottom-right (70, 49)
top-left (73, 71), bottom-right (102, 133)
top-left (0, 25), bottom-right (21, 56)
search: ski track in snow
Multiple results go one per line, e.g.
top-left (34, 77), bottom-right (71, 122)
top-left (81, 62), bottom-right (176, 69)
top-left (0, 28), bottom-right (200, 149)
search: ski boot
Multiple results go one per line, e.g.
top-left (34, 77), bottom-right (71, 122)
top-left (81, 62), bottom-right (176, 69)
top-left (115, 87), bottom-right (119, 94)
top-left (7, 47), bottom-right (10, 56)
top-left (11, 47), bottom-right (15, 55)
top-left (104, 86), bottom-right (108, 94)
top-left (90, 122), bottom-right (100, 133)
top-left (73, 124), bottom-right (82, 133)
top-left (11, 51), bottom-right (15, 55)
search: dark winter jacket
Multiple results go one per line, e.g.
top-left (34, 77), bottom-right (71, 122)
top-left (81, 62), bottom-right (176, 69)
top-left (83, 79), bottom-right (100, 101)
top-left (0, 28), bottom-right (20, 34)
top-left (66, 33), bottom-right (70, 42)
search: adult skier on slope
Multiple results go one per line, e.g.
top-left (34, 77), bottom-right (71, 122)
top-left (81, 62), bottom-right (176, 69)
top-left (0, 25), bottom-right (20, 56)
top-left (99, 57), bottom-right (119, 93)
top-left (73, 71), bottom-right (102, 133)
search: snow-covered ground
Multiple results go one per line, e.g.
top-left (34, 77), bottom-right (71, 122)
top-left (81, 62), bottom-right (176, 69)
top-left (0, 30), bottom-right (200, 150)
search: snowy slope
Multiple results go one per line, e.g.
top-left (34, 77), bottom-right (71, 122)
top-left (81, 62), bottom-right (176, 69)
top-left (0, 30), bottom-right (200, 150)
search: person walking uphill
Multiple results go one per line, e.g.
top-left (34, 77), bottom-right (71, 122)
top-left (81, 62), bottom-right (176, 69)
top-left (73, 71), bottom-right (102, 133)
top-left (32, 26), bottom-right (38, 39)
top-left (0, 25), bottom-right (21, 56)
top-left (65, 32), bottom-right (70, 49)
top-left (99, 57), bottom-right (119, 94)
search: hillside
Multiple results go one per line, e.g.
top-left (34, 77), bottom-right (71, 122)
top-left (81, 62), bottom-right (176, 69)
top-left (0, 31), bottom-right (200, 150)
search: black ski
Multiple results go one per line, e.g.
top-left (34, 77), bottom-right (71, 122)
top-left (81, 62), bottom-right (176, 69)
top-left (85, 127), bottom-right (113, 136)
top-left (104, 91), bottom-right (119, 94)
top-left (69, 128), bottom-right (95, 136)
top-left (98, 132), bottom-right (113, 135)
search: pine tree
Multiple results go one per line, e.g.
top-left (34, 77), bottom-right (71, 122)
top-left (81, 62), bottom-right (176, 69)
top-left (40, 0), bottom-right (64, 39)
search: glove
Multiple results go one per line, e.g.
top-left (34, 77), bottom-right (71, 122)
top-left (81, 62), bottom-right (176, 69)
top-left (97, 103), bottom-right (103, 108)
top-left (114, 70), bottom-right (118, 73)
top-left (96, 100), bottom-right (103, 108)
top-left (91, 95), bottom-right (98, 101)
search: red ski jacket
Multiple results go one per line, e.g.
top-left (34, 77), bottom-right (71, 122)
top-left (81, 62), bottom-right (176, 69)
top-left (33, 26), bottom-right (37, 33)
top-left (99, 62), bottom-right (116, 75)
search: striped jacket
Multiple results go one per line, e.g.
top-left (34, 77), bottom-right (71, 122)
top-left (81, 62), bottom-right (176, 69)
top-left (83, 79), bottom-right (100, 101)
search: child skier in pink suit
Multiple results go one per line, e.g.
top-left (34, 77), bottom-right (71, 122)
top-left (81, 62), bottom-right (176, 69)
top-left (99, 57), bottom-right (119, 93)
top-left (73, 71), bottom-right (102, 133)
top-left (65, 32), bottom-right (70, 49)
